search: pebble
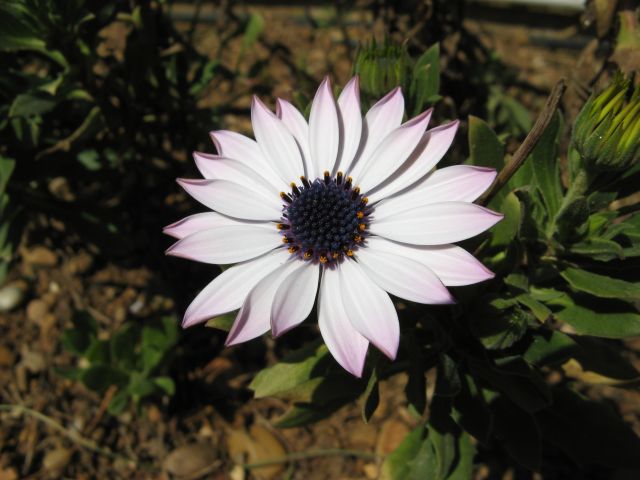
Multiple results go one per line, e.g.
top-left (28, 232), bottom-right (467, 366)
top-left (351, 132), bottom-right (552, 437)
top-left (26, 299), bottom-right (49, 322)
top-left (163, 443), bottom-right (217, 477)
top-left (0, 345), bottom-right (15, 366)
top-left (0, 284), bottom-right (25, 312)
top-left (42, 447), bottom-right (73, 472)
top-left (22, 246), bottom-right (57, 267)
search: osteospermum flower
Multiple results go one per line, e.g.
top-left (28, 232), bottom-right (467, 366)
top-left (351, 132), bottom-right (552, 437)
top-left (164, 76), bottom-right (502, 377)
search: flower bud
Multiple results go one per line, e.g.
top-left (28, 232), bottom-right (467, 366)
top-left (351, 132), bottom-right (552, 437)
top-left (354, 40), bottom-right (412, 98)
top-left (572, 74), bottom-right (640, 172)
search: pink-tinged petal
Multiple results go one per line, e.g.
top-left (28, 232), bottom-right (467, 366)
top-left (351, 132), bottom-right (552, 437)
top-left (355, 109), bottom-right (433, 193)
top-left (209, 130), bottom-right (286, 191)
top-left (364, 237), bottom-right (494, 286)
top-left (338, 259), bottom-right (399, 360)
top-left (276, 98), bottom-right (313, 178)
top-left (182, 248), bottom-right (290, 327)
top-left (356, 248), bottom-right (455, 304)
top-left (370, 202), bottom-right (503, 245)
top-left (165, 225), bottom-right (282, 264)
top-left (335, 76), bottom-right (362, 174)
top-left (318, 266), bottom-right (369, 377)
top-left (163, 212), bottom-right (266, 239)
top-left (193, 153), bottom-right (278, 197)
top-left (271, 262), bottom-right (320, 337)
top-left (225, 260), bottom-right (298, 346)
top-left (368, 120), bottom-right (459, 203)
top-left (177, 178), bottom-right (281, 221)
top-left (309, 76), bottom-right (340, 178)
top-left (251, 96), bottom-right (304, 184)
top-left (374, 165), bottom-right (497, 220)
top-left (347, 87), bottom-right (404, 177)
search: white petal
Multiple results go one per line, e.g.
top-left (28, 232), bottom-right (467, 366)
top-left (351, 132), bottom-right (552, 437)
top-left (182, 248), bottom-right (291, 327)
top-left (276, 98), bottom-right (313, 178)
top-left (338, 259), bottom-right (399, 360)
top-left (177, 179), bottom-right (281, 221)
top-left (163, 212), bottom-right (266, 239)
top-left (318, 266), bottom-right (369, 377)
top-left (209, 130), bottom-right (286, 191)
top-left (309, 76), bottom-right (340, 178)
top-left (370, 202), bottom-right (503, 245)
top-left (365, 236), bottom-right (494, 286)
top-left (335, 76), bottom-right (362, 174)
top-left (271, 262), bottom-right (320, 337)
top-left (193, 153), bottom-right (278, 197)
top-left (356, 248), bottom-right (454, 304)
top-left (166, 224), bottom-right (282, 264)
top-left (355, 109), bottom-right (432, 193)
top-left (374, 165), bottom-right (497, 220)
top-left (225, 260), bottom-right (298, 346)
top-left (252, 96), bottom-right (304, 184)
top-left (347, 87), bottom-right (404, 177)
top-left (368, 120), bottom-right (459, 203)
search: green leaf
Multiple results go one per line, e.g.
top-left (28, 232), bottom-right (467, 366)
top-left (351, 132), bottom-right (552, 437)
top-left (535, 387), bottom-right (640, 469)
top-left (471, 301), bottom-right (530, 350)
top-left (110, 323), bottom-right (139, 370)
top-left (85, 339), bottom-right (110, 364)
top-left (81, 365), bottom-right (128, 394)
top-left (0, 156), bottom-right (16, 195)
top-left (9, 92), bottom-right (58, 118)
top-left (515, 294), bottom-right (551, 322)
top-left (446, 430), bottom-right (475, 480)
top-left (127, 377), bottom-right (157, 399)
top-left (249, 341), bottom-right (330, 398)
top-left (569, 238), bottom-right (624, 261)
top-left (522, 330), bottom-right (577, 366)
top-left (490, 191), bottom-right (521, 247)
top-left (361, 366), bottom-right (379, 423)
top-left (561, 268), bottom-right (640, 302)
top-left (531, 111), bottom-right (563, 222)
top-left (274, 396), bottom-right (354, 428)
top-left (435, 354), bottom-right (461, 397)
top-left (204, 312), bottom-right (236, 331)
top-left (380, 426), bottom-right (425, 480)
top-left (107, 390), bottom-right (129, 415)
top-left (152, 376), bottom-right (175, 396)
top-left (555, 196), bottom-right (589, 240)
top-left (410, 43), bottom-right (440, 114)
top-left (468, 115), bottom-right (504, 170)
top-left (453, 375), bottom-right (493, 445)
top-left (238, 13), bottom-right (264, 61)
top-left (555, 305), bottom-right (640, 338)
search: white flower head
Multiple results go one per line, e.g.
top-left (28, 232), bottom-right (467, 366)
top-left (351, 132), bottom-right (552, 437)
top-left (165, 76), bottom-right (502, 377)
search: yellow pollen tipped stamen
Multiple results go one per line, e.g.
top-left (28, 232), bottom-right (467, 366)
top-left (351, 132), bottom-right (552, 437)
top-left (336, 171), bottom-right (344, 184)
top-left (288, 246), bottom-right (299, 253)
top-left (332, 252), bottom-right (340, 259)
top-left (361, 197), bottom-right (369, 205)
top-left (282, 236), bottom-right (291, 243)
top-left (300, 175), bottom-right (310, 188)
top-left (290, 182), bottom-right (300, 196)
top-left (359, 223), bottom-right (366, 231)
top-left (280, 192), bottom-right (292, 203)
top-left (304, 250), bottom-right (313, 259)
top-left (346, 249), bottom-right (354, 257)
top-left (357, 211), bottom-right (364, 219)
top-left (345, 177), bottom-right (353, 188)
top-left (323, 170), bottom-right (330, 184)
top-left (319, 255), bottom-right (328, 263)
top-left (354, 235), bottom-right (362, 243)
top-left (277, 223), bottom-right (289, 230)
top-left (354, 187), bottom-right (360, 195)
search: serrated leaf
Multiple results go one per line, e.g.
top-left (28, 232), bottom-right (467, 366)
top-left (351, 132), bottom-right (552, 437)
top-left (410, 43), bottom-right (440, 114)
top-left (531, 111), bottom-right (563, 222)
top-left (380, 426), bottom-right (425, 480)
top-left (569, 238), bottom-right (624, 261)
top-left (153, 376), bottom-right (175, 395)
top-left (9, 92), bottom-right (58, 118)
top-left (490, 191), bottom-right (521, 247)
top-left (522, 330), bottom-right (578, 366)
top-left (561, 268), bottom-right (640, 302)
top-left (81, 365), bottom-right (128, 394)
top-left (516, 294), bottom-right (551, 322)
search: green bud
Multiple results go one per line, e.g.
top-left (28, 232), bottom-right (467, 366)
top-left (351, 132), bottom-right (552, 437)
top-left (354, 39), bottom-right (412, 99)
top-left (572, 73), bottom-right (640, 172)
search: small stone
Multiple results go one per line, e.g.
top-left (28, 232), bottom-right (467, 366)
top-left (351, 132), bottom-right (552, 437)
top-left (43, 447), bottom-right (73, 472)
top-left (20, 347), bottom-right (46, 373)
top-left (26, 299), bottom-right (49, 322)
top-left (0, 345), bottom-right (15, 366)
top-left (23, 246), bottom-right (57, 267)
top-left (0, 284), bottom-right (25, 312)
top-left (163, 443), bottom-right (217, 477)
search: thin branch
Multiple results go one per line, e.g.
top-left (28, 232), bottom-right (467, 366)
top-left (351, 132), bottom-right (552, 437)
top-left (477, 79), bottom-right (567, 207)
top-left (0, 404), bottom-right (135, 464)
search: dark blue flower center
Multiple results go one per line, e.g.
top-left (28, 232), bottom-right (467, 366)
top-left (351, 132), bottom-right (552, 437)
top-left (279, 172), bottom-right (370, 263)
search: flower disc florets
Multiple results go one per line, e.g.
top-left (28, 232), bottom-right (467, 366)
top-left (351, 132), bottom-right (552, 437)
top-left (279, 171), bottom-right (369, 263)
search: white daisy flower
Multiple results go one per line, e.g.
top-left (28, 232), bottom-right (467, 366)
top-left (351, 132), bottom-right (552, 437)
top-left (165, 76), bottom-right (502, 377)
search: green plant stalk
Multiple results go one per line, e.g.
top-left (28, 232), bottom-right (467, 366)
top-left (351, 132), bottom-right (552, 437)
top-left (550, 168), bottom-right (591, 234)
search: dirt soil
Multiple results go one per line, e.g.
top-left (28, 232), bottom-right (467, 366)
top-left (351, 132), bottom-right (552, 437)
top-left (1, 3), bottom-right (638, 480)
